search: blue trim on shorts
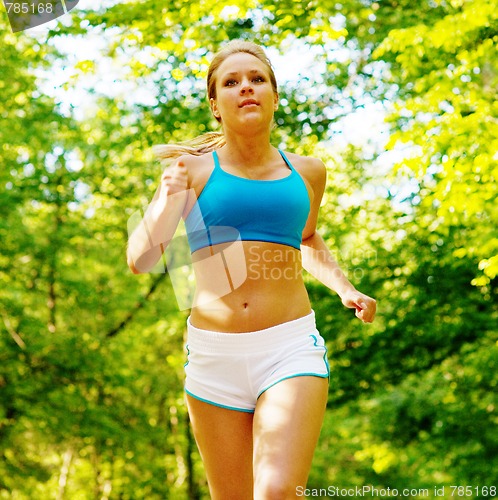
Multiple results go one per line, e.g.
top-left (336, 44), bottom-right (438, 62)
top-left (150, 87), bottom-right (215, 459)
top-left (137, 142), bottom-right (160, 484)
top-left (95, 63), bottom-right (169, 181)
top-left (185, 389), bottom-right (255, 414)
top-left (310, 334), bottom-right (330, 378)
top-left (257, 372), bottom-right (330, 400)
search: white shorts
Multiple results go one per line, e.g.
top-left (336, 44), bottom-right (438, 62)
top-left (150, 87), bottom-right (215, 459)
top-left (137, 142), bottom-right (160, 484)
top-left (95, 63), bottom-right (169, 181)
top-left (184, 310), bottom-right (329, 413)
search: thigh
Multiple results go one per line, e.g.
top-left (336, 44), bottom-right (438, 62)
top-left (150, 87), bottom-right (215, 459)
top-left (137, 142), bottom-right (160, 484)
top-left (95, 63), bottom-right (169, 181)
top-left (253, 376), bottom-right (328, 499)
top-left (186, 394), bottom-right (254, 500)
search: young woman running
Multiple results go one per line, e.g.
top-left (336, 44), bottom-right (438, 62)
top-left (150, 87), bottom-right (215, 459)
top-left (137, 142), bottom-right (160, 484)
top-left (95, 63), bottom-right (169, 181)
top-left (127, 40), bottom-right (376, 499)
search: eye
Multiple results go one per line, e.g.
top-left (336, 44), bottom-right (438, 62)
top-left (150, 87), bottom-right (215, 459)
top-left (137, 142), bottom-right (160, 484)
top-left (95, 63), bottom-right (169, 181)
top-left (254, 76), bottom-right (265, 82)
top-left (224, 79), bottom-right (237, 87)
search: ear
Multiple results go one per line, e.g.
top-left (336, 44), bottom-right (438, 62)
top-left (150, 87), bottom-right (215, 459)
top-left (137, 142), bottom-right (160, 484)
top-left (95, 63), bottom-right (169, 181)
top-left (273, 92), bottom-right (279, 111)
top-left (210, 98), bottom-right (221, 119)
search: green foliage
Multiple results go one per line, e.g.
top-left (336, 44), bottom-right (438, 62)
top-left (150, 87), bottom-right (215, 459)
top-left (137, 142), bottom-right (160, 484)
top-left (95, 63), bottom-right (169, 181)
top-left (1, 0), bottom-right (496, 497)
top-left (372, 0), bottom-right (498, 286)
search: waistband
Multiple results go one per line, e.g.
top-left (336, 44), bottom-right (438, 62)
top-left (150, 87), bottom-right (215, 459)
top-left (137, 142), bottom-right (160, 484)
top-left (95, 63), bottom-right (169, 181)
top-left (186, 310), bottom-right (317, 354)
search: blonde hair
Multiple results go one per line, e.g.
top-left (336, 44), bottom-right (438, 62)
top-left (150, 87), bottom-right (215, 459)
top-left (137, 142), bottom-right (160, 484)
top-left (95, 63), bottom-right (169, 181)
top-left (153, 40), bottom-right (278, 162)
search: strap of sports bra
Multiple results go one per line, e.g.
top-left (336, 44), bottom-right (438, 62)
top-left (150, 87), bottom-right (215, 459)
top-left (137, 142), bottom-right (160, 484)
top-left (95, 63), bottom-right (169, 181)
top-left (212, 150), bottom-right (221, 169)
top-left (278, 149), bottom-right (296, 172)
top-left (212, 149), bottom-right (295, 172)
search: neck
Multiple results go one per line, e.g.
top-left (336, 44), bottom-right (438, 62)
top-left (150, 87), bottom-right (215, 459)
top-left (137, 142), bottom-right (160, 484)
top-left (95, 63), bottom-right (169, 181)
top-left (220, 127), bottom-right (275, 167)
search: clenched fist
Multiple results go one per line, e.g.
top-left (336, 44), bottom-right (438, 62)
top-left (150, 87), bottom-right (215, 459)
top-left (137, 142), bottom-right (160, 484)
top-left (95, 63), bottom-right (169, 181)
top-left (160, 159), bottom-right (189, 199)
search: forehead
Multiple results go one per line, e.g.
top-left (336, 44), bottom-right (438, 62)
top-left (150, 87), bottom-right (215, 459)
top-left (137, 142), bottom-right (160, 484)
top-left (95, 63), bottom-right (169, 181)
top-left (216, 52), bottom-right (269, 79)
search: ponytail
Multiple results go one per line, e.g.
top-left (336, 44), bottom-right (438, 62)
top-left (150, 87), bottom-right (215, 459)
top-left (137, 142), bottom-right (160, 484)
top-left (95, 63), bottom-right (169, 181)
top-left (152, 132), bottom-right (226, 162)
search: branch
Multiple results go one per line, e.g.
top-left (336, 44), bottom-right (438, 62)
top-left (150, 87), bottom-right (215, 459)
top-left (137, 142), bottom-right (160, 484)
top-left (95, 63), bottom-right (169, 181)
top-left (106, 273), bottom-right (166, 338)
top-left (1, 308), bottom-right (26, 350)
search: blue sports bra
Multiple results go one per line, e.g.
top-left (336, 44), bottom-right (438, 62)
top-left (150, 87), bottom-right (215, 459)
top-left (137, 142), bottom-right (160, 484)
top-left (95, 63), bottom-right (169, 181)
top-left (184, 150), bottom-right (311, 253)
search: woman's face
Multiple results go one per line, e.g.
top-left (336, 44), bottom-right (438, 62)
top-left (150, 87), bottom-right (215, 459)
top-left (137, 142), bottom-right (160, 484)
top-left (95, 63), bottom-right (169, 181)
top-left (210, 52), bottom-right (278, 131)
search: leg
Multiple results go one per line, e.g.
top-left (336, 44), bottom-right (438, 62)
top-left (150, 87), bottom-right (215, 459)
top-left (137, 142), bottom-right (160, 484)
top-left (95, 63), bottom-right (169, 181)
top-left (186, 394), bottom-right (254, 500)
top-left (253, 376), bottom-right (328, 500)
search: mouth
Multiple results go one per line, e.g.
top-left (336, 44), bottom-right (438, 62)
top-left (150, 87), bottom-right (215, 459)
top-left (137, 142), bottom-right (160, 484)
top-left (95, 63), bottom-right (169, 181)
top-left (239, 99), bottom-right (259, 108)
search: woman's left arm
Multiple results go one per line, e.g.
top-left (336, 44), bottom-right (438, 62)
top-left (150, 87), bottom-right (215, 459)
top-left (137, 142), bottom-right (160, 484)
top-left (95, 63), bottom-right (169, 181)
top-left (300, 157), bottom-right (377, 324)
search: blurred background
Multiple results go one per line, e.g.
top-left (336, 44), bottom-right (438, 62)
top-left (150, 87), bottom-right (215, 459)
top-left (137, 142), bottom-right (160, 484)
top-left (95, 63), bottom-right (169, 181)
top-left (0, 0), bottom-right (496, 498)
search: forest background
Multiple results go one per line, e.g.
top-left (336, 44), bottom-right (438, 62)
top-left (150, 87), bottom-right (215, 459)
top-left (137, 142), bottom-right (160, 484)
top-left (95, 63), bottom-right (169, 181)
top-left (1, 0), bottom-right (497, 498)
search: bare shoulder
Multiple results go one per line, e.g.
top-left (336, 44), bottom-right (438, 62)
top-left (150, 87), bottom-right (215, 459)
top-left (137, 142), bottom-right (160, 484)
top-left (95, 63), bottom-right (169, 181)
top-left (283, 151), bottom-right (326, 187)
top-left (175, 152), bottom-right (213, 169)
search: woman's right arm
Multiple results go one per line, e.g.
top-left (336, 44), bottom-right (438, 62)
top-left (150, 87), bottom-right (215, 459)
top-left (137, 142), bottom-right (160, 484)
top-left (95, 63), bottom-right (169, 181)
top-left (127, 158), bottom-right (189, 274)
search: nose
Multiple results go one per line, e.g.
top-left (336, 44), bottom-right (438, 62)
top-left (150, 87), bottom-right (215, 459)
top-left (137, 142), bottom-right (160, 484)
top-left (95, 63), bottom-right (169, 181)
top-left (240, 77), bottom-right (254, 94)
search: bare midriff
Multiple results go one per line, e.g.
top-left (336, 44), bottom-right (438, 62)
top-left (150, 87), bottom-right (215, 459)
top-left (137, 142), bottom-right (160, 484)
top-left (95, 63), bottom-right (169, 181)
top-left (189, 241), bottom-right (311, 333)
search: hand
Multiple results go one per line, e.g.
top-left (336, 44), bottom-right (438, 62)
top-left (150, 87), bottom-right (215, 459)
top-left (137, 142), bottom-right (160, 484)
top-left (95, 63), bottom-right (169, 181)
top-left (341, 289), bottom-right (377, 323)
top-left (160, 159), bottom-right (188, 198)
top-left (146, 158), bottom-right (189, 245)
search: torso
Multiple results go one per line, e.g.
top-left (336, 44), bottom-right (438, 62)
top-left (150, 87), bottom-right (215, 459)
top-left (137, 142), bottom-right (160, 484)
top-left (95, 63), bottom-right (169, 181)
top-left (181, 149), bottom-right (320, 333)
top-left (190, 240), bottom-right (311, 332)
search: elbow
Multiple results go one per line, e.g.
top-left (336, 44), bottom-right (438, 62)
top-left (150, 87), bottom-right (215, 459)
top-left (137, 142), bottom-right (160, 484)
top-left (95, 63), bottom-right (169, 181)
top-left (127, 253), bottom-right (158, 274)
top-left (127, 244), bottom-right (165, 274)
top-left (301, 231), bottom-right (318, 248)
top-left (128, 258), bottom-right (141, 274)
top-left (127, 251), bottom-right (143, 274)
top-left (129, 263), bottom-right (142, 274)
